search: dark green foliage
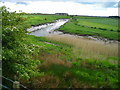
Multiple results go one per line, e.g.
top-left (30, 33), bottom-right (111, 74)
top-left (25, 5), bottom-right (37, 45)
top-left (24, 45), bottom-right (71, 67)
top-left (2, 6), bottom-right (42, 82)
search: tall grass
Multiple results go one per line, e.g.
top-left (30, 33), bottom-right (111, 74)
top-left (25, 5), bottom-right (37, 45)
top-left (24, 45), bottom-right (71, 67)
top-left (26, 35), bottom-right (119, 88)
top-left (46, 34), bottom-right (119, 63)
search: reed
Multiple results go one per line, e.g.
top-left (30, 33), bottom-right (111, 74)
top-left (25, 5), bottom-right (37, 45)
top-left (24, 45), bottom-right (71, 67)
top-left (46, 34), bottom-right (119, 61)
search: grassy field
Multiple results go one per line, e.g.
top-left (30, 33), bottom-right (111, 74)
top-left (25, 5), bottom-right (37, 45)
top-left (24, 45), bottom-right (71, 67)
top-left (20, 15), bottom-right (119, 88)
top-left (24, 35), bottom-right (119, 88)
top-left (59, 16), bottom-right (119, 40)
top-left (23, 14), bottom-right (71, 26)
top-left (75, 16), bottom-right (118, 31)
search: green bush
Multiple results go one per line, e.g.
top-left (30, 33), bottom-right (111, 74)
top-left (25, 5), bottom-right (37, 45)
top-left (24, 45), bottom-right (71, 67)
top-left (2, 6), bottom-right (42, 81)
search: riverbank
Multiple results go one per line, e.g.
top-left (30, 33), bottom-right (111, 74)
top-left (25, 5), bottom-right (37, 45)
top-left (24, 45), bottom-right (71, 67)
top-left (23, 14), bottom-right (71, 26)
top-left (46, 34), bottom-right (118, 63)
top-left (25, 35), bottom-right (119, 88)
top-left (59, 17), bottom-right (119, 41)
top-left (26, 16), bottom-right (119, 43)
top-left (56, 30), bottom-right (119, 44)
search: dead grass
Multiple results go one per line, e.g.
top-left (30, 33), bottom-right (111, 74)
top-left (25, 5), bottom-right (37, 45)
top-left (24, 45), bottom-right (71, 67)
top-left (70, 79), bottom-right (91, 88)
top-left (30, 75), bottom-right (91, 88)
top-left (46, 34), bottom-right (119, 61)
top-left (30, 75), bottom-right (60, 88)
top-left (37, 54), bottom-right (71, 69)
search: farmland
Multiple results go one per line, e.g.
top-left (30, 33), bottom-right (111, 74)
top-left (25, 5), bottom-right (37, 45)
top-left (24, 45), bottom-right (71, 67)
top-left (75, 16), bottom-right (118, 31)
top-left (59, 16), bottom-right (119, 40)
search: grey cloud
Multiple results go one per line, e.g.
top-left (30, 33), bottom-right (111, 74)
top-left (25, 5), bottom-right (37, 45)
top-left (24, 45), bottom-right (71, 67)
top-left (103, 2), bottom-right (118, 8)
top-left (79, 2), bottom-right (119, 8)
top-left (79, 2), bottom-right (95, 4)
top-left (1, 0), bottom-right (118, 2)
top-left (16, 2), bottom-right (28, 5)
top-left (1, 0), bottom-right (119, 8)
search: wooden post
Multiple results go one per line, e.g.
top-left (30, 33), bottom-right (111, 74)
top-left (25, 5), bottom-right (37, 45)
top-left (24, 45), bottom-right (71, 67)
top-left (13, 81), bottom-right (20, 89)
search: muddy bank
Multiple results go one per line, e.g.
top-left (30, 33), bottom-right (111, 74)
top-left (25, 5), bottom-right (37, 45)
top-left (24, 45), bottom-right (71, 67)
top-left (56, 30), bottom-right (119, 44)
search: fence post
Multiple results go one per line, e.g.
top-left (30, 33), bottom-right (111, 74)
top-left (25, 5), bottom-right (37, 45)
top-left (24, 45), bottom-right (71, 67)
top-left (13, 81), bottom-right (20, 89)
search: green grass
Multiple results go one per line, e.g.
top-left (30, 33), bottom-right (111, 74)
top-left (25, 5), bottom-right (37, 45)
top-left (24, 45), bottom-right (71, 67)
top-left (59, 18), bottom-right (119, 40)
top-left (26, 35), bottom-right (119, 88)
top-left (75, 16), bottom-right (118, 26)
top-left (21, 15), bottom-right (119, 88)
top-left (40, 64), bottom-right (118, 88)
top-left (23, 14), bottom-right (70, 26)
top-left (27, 35), bottom-right (75, 61)
top-left (77, 19), bottom-right (118, 31)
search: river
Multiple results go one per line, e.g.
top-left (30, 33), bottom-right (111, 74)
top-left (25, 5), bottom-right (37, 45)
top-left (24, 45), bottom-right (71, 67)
top-left (27, 19), bottom-right (119, 44)
top-left (27, 19), bottom-right (69, 36)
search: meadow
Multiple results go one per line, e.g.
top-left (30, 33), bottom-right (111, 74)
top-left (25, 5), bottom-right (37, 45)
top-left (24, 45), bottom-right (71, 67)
top-left (75, 16), bottom-right (118, 31)
top-left (23, 14), bottom-right (71, 26)
top-left (59, 16), bottom-right (119, 40)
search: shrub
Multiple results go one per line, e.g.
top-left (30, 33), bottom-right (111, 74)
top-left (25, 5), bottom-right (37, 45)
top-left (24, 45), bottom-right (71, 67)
top-left (2, 6), bottom-right (41, 81)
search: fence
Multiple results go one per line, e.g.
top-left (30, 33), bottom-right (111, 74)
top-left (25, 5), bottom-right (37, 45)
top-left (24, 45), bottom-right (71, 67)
top-left (0, 76), bottom-right (30, 90)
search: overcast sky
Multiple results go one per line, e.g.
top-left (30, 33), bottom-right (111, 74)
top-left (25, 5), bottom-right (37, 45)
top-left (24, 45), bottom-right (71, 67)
top-left (0, 0), bottom-right (119, 16)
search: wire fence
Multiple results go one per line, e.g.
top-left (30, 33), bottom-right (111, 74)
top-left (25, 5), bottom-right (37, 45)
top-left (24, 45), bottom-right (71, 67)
top-left (0, 84), bottom-right (12, 90)
top-left (0, 75), bottom-right (30, 90)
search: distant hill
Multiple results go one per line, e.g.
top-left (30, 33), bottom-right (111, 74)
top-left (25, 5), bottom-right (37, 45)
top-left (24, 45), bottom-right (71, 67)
top-left (108, 16), bottom-right (120, 18)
